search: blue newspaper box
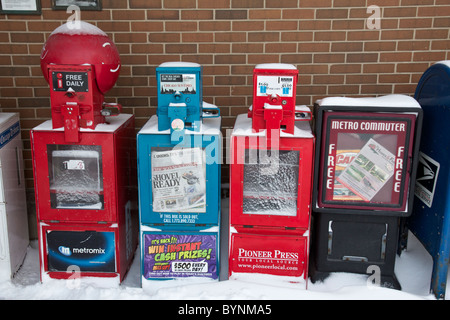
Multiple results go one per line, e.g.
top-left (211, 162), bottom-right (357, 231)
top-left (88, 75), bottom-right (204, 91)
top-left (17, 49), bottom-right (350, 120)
top-left (137, 115), bottom-right (221, 228)
top-left (138, 62), bottom-right (222, 284)
top-left (407, 61), bottom-right (450, 299)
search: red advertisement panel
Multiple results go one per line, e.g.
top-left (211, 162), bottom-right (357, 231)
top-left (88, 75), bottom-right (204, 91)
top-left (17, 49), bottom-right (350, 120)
top-left (229, 232), bottom-right (307, 279)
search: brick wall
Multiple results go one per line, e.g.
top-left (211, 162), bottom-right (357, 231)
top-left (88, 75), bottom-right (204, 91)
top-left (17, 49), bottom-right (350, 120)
top-left (1, 0), bottom-right (449, 237)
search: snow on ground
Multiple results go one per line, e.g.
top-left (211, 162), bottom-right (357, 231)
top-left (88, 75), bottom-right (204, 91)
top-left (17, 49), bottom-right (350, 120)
top-left (0, 200), bottom-right (440, 300)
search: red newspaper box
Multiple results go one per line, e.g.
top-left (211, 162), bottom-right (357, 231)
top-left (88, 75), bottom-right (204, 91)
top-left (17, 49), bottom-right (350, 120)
top-left (228, 113), bottom-right (314, 284)
top-left (31, 115), bottom-right (138, 283)
top-left (31, 22), bottom-right (138, 283)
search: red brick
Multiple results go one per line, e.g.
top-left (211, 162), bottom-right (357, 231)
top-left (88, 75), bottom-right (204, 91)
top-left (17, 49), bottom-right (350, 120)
top-left (129, 0), bottom-right (162, 8)
top-left (248, 32), bottom-right (280, 42)
top-left (182, 10), bottom-right (213, 20)
top-left (265, 42), bottom-right (296, 53)
top-left (266, 0), bottom-right (298, 8)
top-left (214, 54), bottom-right (246, 64)
top-left (163, 0), bottom-right (196, 8)
top-left (282, 9), bottom-right (314, 20)
top-left (199, 0), bottom-right (230, 8)
top-left (380, 52), bottom-right (412, 62)
top-left (165, 44), bottom-right (197, 54)
top-left (232, 43), bottom-right (264, 53)
top-left (199, 21), bottom-right (230, 31)
top-left (330, 64), bottom-right (362, 74)
top-left (199, 43), bottom-right (230, 53)
top-left (215, 10), bottom-right (247, 20)
top-left (249, 10), bottom-right (281, 19)
top-left (182, 32), bottom-right (214, 42)
top-left (232, 21), bottom-right (264, 31)
top-left (148, 10), bottom-right (180, 20)
top-left (299, 0), bottom-right (332, 7)
top-left (266, 21), bottom-right (298, 31)
top-left (418, 6), bottom-right (450, 17)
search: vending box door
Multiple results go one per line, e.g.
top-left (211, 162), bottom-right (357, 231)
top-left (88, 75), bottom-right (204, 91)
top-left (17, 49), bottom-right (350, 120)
top-left (310, 212), bottom-right (400, 287)
top-left (31, 114), bottom-right (135, 223)
top-left (138, 116), bottom-right (221, 227)
top-left (229, 232), bottom-right (308, 279)
top-left (317, 111), bottom-right (418, 212)
top-left (230, 129), bottom-right (314, 229)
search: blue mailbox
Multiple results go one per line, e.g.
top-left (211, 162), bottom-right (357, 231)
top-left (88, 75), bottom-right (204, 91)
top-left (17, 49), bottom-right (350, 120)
top-left (407, 61), bottom-right (450, 299)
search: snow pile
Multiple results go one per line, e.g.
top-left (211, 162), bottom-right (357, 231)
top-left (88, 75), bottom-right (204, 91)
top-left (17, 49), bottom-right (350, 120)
top-left (0, 200), bottom-right (439, 300)
top-left (50, 21), bottom-right (108, 37)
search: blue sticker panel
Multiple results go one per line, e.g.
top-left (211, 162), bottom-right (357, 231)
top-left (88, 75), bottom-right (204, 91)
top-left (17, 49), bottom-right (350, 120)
top-left (46, 230), bottom-right (116, 273)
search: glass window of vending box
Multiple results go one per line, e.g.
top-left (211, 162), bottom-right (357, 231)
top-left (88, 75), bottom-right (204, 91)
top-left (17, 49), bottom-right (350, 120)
top-left (313, 95), bottom-right (423, 215)
top-left (31, 114), bottom-right (137, 224)
top-left (229, 115), bottom-right (314, 230)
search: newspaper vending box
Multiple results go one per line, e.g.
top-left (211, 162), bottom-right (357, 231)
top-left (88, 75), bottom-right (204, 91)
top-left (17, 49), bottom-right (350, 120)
top-left (311, 95), bottom-right (422, 289)
top-left (138, 62), bottom-right (221, 285)
top-left (32, 22), bottom-right (138, 283)
top-left (0, 113), bottom-right (29, 281)
top-left (229, 64), bottom-right (314, 286)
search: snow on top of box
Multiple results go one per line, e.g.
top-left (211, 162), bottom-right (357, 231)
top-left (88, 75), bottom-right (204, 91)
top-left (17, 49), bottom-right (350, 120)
top-left (32, 114), bottom-right (133, 132)
top-left (255, 63), bottom-right (297, 70)
top-left (232, 113), bottom-right (313, 138)
top-left (158, 61), bottom-right (201, 68)
top-left (318, 94), bottom-right (421, 109)
top-left (50, 21), bottom-right (107, 37)
top-left (435, 60), bottom-right (450, 69)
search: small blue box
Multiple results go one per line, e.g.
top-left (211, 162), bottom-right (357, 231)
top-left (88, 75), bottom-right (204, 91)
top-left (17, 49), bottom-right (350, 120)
top-left (156, 62), bottom-right (219, 134)
top-left (137, 115), bottom-right (221, 229)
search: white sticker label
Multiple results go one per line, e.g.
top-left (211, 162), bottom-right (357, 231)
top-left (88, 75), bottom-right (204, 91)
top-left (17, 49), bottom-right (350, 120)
top-left (414, 152), bottom-right (440, 208)
top-left (172, 261), bottom-right (208, 273)
top-left (63, 160), bottom-right (85, 170)
top-left (160, 74), bottom-right (196, 94)
top-left (256, 75), bottom-right (294, 97)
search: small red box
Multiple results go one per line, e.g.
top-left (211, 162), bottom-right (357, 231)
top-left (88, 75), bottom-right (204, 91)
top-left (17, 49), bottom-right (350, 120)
top-left (249, 64), bottom-right (302, 134)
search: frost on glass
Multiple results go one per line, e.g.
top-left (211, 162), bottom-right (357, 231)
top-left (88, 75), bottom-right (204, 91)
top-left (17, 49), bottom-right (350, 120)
top-left (48, 145), bottom-right (103, 210)
top-left (243, 149), bottom-right (299, 216)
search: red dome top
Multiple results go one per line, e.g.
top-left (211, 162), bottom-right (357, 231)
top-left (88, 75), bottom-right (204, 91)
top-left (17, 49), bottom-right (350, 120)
top-left (40, 21), bottom-right (121, 94)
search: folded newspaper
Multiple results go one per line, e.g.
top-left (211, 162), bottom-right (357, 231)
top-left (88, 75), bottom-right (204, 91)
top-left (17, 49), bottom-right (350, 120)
top-left (335, 138), bottom-right (395, 202)
top-left (151, 147), bottom-right (206, 212)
